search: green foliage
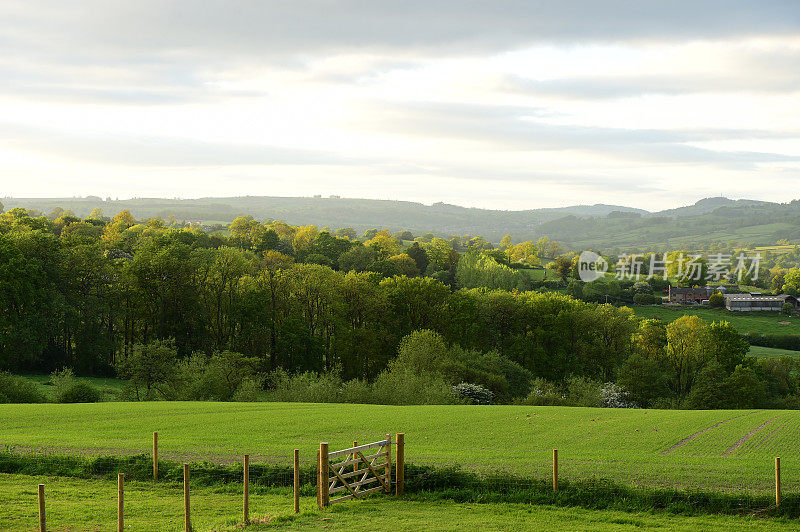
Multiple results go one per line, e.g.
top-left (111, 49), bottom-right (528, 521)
top-left (0, 372), bottom-right (46, 403)
top-left (453, 382), bottom-right (494, 404)
top-left (455, 248), bottom-right (527, 291)
top-left (50, 368), bottom-right (101, 403)
top-left (708, 292), bottom-right (725, 308)
top-left (116, 340), bottom-right (178, 400)
top-left (618, 354), bottom-right (672, 408)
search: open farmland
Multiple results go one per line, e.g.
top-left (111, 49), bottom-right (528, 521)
top-left (630, 306), bottom-right (800, 335)
top-left (1, 403), bottom-right (797, 494)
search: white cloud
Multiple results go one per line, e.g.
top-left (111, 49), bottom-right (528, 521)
top-left (0, 1), bottom-right (799, 210)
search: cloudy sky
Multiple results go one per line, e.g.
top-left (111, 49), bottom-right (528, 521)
top-left (1, 1), bottom-right (799, 211)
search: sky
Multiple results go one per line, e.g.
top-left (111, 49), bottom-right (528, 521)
top-left (1, 1), bottom-right (799, 211)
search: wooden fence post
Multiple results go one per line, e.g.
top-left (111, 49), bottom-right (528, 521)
top-left (37, 484), bottom-right (46, 532)
top-left (385, 434), bottom-right (392, 494)
top-left (293, 449), bottom-right (300, 514)
top-left (117, 473), bottom-right (125, 532)
top-left (316, 450), bottom-right (321, 509)
top-left (552, 449), bottom-right (559, 491)
top-left (775, 457), bottom-right (781, 507)
top-left (183, 464), bottom-right (191, 532)
top-left (243, 454), bottom-right (250, 524)
top-left (117, 473), bottom-right (124, 532)
top-left (353, 441), bottom-right (358, 476)
top-left (396, 433), bottom-right (404, 496)
top-left (153, 432), bottom-right (158, 481)
top-left (320, 443), bottom-right (329, 507)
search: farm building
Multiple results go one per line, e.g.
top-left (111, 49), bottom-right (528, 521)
top-left (723, 293), bottom-right (798, 312)
top-left (667, 285), bottom-right (740, 304)
top-left (668, 286), bottom-right (712, 304)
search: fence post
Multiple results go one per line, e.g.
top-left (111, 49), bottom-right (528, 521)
top-left (385, 434), bottom-right (392, 494)
top-left (353, 441), bottom-right (358, 476)
top-left (293, 449), bottom-right (300, 514)
top-left (316, 450), bottom-right (321, 509)
top-left (153, 432), bottom-right (158, 481)
top-left (37, 484), bottom-right (46, 532)
top-left (552, 449), bottom-right (559, 491)
top-left (775, 457), bottom-right (781, 507)
top-left (396, 433), bottom-right (404, 496)
top-left (320, 443), bottom-right (329, 507)
top-left (243, 454), bottom-right (250, 524)
top-left (117, 473), bottom-right (124, 532)
top-left (183, 464), bottom-right (191, 532)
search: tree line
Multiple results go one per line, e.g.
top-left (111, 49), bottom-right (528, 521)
top-left (1, 207), bottom-right (799, 408)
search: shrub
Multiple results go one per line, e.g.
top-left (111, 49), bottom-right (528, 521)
top-left (453, 382), bottom-right (493, 405)
top-left (600, 383), bottom-right (637, 408)
top-left (519, 378), bottom-right (566, 406)
top-left (633, 293), bottom-right (658, 305)
top-left (782, 302), bottom-right (795, 316)
top-left (708, 292), bottom-right (725, 308)
top-left (231, 377), bottom-right (262, 402)
top-left (265, 370), bottom-right (344, 403)
top-left (51, 368), bottom-right (102, 403)
top-left (0, 373), bottom-right (46, 403)
top-left (371, 368), bottom-right (461, 405)
top-left (57, 381), bottom-right (101, 403)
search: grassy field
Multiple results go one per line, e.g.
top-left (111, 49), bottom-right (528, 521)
top-left (0, 473), bottom-right (795, 532)
top-left (748, 346), bottom-right (800, 359)
top-left (630, 305), bottom-right (800, 335)
top-left (0, 402), bottom-right (797, 494)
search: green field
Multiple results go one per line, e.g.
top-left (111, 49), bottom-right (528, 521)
top-left (0, 473), bottom-right (794, 531)
top-left (630, 305), bottom-right (800, 335)
top-left (748, 346), bottom-right (800, 359)
top-left (0, 402), bottom-right (797, 494)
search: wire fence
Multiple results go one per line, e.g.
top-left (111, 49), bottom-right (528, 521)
top-left (3, 435), bottom-right (797, 531)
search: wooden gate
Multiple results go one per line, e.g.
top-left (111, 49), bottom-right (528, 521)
top-left (318, 434), bottom-right (403, 507)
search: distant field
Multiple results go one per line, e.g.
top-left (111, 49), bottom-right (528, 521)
top-left (630, 305), bottom-right (800, 335)
top-left (0, 473), bottom-right (793, 531)
top-left (748, 346), bottom-right (800, 359)
top-left (0, 402), bottom-right (797, 494)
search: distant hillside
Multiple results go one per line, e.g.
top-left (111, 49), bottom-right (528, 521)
top-left (2, 195), bottom-right (644, 241)
top-left (3, 195), bottom-right (797, 249)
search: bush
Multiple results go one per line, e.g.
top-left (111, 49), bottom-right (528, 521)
top-left (782, 302), bottom-right (795, 316)
top-left (600, 383), bottom-right (637, 408)
top-left (453, 382), bottom-right (493, 405)
top-left (0, 373), bottom-right (46, 403)
top-left (708, 292), bottom-right (725, 308)
top-left (371, 368), bottom-right (461, 405)
top-left (265, 370), bottom-right (344, 403)
top-left (231, 377), bottom-right (262, 402)
top-left (633, 293), bottom-right (658, 305)
top-left (519, 376), bottom-right (602, 407)
top-left (50, 368), bottom-right (102, 403)
top-left (57, 381), bottom-right (102, 403)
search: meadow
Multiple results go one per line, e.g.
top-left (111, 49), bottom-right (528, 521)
top-left (0, 473), bottom-right (796, 531)
top-left (748, 345), bottom-right (800, 359)
top-left (629, 305), bottom-right (800, 335)
top-left (0, 402), bottom-right (796, 494)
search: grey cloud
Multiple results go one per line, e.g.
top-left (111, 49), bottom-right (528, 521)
top-left (359, 101), bottom-right (800, 168)
top-left (3, 1), bottom-right (798, 60)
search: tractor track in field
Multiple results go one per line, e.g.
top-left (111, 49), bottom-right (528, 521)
top-left (660, 411), bottom-right (759, 455)
top-left (722, 415), bottom-right (784, 456)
